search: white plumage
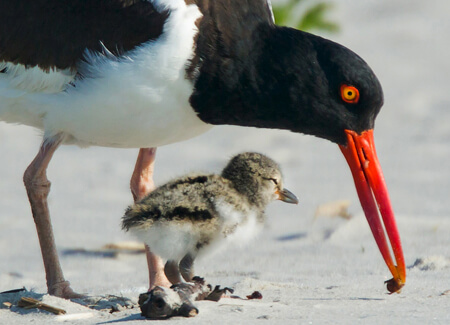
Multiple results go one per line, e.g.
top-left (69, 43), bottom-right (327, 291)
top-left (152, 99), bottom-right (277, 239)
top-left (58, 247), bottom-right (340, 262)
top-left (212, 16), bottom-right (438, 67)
top-left (0, 2), bottom-right (212, 148)
top-left (131, 201), bottom-right (262, 262)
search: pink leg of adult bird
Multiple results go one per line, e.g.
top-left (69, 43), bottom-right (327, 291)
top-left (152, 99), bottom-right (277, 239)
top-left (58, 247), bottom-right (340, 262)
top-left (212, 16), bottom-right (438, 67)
top-left (23, 134), bottom-right (81, 298)
top-left (130, 148), bottom-right (171, 289)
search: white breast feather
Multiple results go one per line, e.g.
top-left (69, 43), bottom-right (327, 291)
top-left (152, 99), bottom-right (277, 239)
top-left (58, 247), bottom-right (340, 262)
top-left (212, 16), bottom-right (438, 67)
top-left (216, 199), bottom-right (262, 244)
top-left (193, 198), bottom-right (262, 258)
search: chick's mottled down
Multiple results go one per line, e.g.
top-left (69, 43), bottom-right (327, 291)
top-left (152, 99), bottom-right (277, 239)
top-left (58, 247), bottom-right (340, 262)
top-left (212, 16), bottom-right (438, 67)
top-left (122, 152), bottom-right (298, 284)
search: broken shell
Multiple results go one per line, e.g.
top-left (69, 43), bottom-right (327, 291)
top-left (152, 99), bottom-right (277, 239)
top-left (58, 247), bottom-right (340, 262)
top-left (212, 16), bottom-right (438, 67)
top-left (246, 291), bottom-right (263, 299)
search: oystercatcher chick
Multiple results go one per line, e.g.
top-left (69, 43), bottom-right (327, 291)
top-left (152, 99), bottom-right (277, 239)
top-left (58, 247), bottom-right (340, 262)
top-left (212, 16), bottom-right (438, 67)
top-left (122, 152), bottom-right (298, 284)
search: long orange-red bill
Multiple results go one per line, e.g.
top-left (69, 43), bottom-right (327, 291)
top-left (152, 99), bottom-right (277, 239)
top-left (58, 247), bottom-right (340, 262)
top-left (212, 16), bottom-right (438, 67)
top-left (339, 129), bottom-right (405, 293)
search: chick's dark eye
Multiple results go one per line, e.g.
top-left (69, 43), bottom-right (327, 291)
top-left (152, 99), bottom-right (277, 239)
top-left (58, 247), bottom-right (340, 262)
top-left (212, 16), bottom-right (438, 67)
top-left (262, 177), bottom-right (279, 185)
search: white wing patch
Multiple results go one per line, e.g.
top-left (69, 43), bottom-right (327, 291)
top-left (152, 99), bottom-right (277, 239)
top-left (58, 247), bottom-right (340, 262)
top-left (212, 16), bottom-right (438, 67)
top-left (0, 62), bottom-right (75, 129)
top-left (0, 62), bottom-right (75, 96)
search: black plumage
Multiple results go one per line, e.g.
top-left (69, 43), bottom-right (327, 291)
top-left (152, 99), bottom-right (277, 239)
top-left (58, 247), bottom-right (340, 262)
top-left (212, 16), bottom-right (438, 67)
top-left (187, 0), bottom-right (383, 144)
top-left (0, 0), bottom-right (168, 70)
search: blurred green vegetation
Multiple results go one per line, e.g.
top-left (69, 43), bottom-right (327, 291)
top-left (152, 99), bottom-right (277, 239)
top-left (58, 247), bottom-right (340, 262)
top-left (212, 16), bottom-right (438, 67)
top-left (272, 0), bottom-right (339, 33)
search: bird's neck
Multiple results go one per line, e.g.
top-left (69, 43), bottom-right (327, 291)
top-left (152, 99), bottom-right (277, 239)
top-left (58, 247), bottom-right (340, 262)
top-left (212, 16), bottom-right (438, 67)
top-left (189, 22), bottom-right (320, 133)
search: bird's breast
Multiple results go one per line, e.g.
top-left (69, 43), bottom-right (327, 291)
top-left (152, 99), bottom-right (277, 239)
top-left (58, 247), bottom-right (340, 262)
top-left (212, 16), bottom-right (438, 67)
top-left (214, 199), bottom-right (264, 245)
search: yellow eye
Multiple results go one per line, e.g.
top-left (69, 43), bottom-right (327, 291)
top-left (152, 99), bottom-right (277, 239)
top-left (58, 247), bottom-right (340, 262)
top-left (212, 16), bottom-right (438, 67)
top-left (340, 84), bottom-right (360, 104)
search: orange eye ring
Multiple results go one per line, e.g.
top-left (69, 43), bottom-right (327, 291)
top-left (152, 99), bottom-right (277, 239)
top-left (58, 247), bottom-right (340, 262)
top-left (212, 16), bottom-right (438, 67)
top-left (340, 84), bottom-right (360, 104)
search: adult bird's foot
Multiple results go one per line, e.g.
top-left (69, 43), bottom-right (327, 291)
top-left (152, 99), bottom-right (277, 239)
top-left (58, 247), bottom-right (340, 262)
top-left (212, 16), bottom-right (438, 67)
top-left (149, 277), bottom-right (173, 291)
top-left (49, 281), bottom-right (85, 299)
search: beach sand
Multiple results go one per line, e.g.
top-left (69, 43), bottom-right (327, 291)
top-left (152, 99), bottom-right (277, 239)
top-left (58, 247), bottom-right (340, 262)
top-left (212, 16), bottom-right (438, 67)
top-left (1, 0), bottom-right (449, 323)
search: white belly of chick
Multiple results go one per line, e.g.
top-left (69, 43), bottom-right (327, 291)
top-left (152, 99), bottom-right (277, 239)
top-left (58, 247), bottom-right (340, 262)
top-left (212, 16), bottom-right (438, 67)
top-left (131, 200), bottom-right (263, 262)
top-left (134, 221), bottom-right (202, 262)
top-left (198, 199), bottom-right (263, 257)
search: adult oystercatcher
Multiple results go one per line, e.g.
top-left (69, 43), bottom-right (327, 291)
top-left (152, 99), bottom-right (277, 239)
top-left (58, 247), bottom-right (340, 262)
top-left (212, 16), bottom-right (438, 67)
top-left (0, 0), bottom-right (405, 297)
top-left (122, 152), bottom-right (299, 284)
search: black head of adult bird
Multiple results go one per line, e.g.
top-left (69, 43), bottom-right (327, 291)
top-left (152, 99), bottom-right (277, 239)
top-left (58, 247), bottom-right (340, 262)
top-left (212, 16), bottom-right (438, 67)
top-left (188, 1), bottom-right (405, 292)
top-left (0, 0), bottom-right (404, 296)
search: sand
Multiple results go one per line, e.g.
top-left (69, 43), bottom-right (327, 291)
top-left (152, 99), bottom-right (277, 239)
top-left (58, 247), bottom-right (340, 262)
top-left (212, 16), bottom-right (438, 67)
top-left (1, 0), bottom-right (449, 323)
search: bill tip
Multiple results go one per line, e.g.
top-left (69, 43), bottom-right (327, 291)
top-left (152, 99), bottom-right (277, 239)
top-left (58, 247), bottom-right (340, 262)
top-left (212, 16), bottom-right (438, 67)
top-left (385, 277), bottom-right (404, 294)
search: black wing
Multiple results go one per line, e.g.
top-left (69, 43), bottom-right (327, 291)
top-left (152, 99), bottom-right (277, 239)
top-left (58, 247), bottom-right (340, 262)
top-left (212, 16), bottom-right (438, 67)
top-left (0, 0), bottom-right (169, 70)
top-left (186, 0), bottom-right (274, 79)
